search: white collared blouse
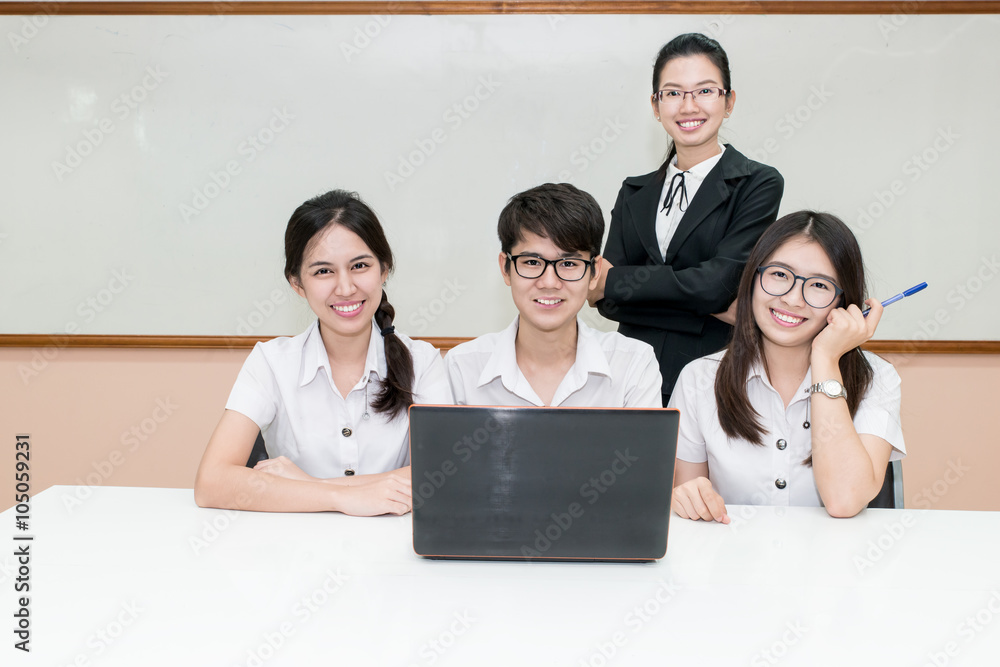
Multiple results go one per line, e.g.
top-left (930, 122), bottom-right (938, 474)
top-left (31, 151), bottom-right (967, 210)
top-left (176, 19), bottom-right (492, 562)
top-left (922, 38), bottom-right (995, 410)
top-left (669, 350), bottom-right (905, 506)
top-left (444, 316), bottom-right (662, 408)
top-left (226, 319), bottom-right (452, 479)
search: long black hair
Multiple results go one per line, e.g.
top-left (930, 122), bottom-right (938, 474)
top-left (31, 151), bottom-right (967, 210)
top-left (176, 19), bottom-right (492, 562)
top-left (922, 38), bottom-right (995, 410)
top-left (284, 190), bottom-right (414, 420)
top-left (715, 211), bottom-right (874, 448)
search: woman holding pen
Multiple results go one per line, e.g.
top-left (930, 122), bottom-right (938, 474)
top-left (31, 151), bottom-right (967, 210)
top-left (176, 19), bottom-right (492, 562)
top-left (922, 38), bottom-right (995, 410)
top-left (669, 211), bottom-right (906, 521)
top-left (589, 33), bottom-right (784, 404)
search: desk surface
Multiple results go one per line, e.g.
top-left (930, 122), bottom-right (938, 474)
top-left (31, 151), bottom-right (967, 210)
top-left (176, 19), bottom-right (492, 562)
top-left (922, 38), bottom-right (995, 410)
top-left (4, 486), bottom-right (1000, 666)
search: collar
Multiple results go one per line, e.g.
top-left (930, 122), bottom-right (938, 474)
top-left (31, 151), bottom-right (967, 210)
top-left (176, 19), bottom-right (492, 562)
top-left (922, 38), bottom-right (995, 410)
top-left (476, 316), bottom-right (613, 395)
top-left (299, 318), bottom-right (385, 390)
top-left (622, 143), bottom-right (752, 191)
top-left (666, 143), bottom-right (726, 179)
top-left (746, 356), bottom-right (813, 405)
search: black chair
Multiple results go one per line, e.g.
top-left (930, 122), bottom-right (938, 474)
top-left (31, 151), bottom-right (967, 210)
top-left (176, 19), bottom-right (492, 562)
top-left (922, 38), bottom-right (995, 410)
top-left (245, 431), bottom-right (268, 468)
top-left (867, 460), bottom-right (904, 509)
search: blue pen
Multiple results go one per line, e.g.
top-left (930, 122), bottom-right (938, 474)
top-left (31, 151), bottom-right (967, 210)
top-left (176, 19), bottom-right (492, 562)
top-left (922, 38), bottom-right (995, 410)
top-left (863, 282), bottom-right (928, 316)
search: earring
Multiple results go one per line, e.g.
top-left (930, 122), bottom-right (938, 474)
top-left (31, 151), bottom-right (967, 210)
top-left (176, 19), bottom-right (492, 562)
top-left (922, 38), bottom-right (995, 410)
top-left (656, 116), bottom-right (660, 120)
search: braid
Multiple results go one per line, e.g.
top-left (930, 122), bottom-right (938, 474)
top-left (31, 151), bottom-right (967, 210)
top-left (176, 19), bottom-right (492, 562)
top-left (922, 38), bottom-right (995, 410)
top-left (371, 291), bottom-right (414, 419)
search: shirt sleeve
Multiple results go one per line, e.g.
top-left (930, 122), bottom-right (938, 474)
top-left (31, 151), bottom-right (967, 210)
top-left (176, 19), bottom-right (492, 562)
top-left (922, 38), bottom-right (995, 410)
top-left (411, 342), bottom-right (454, 406)
top-left (667, 361), bottom-right (709, 464)
top-left (854, 355), bottom-right (906, 460)
top-left (442, 348), bottom-right (469, 406)
top-left (623, 343), bottom-right (664, 408)
top-left (225, 343), bottom-right (278, 430)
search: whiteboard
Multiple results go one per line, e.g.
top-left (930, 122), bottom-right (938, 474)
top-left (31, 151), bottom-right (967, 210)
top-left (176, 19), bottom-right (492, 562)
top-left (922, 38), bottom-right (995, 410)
top-left (1, 13), bottom-right (998, 340)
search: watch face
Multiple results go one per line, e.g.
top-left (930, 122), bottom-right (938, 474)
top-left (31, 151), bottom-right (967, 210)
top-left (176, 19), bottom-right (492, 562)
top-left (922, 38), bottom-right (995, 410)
top-left (826, 380), bottom-right (844, 394)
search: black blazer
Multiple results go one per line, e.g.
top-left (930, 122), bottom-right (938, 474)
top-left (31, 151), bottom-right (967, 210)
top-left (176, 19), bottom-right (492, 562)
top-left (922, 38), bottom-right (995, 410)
top-left (597, 145), bottom-right (784, 396)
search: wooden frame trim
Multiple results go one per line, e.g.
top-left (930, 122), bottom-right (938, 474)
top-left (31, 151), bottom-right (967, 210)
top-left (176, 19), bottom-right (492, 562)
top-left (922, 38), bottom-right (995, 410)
top-left (1, 1), bottom-right (998, 16)
top-left (1, 334), bottom-right (998, 354)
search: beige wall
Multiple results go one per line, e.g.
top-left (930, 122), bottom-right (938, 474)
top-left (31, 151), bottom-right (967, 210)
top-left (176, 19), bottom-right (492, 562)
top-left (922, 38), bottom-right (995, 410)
top-left (1, 346), bottom-right (997, 512)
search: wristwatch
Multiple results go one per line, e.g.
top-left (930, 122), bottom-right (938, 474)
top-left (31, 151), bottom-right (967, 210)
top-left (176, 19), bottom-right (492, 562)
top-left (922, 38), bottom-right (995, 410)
top-left (808, 379), bottom-right (848, 400)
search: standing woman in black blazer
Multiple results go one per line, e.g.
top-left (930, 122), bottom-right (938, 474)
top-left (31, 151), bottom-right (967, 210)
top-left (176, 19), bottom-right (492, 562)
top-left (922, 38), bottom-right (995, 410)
top-left (589, 33), bottom-right (784, 405)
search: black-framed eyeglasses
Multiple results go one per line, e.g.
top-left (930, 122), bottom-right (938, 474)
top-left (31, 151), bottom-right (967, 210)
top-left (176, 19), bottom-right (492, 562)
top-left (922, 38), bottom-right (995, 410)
top-left (506, 253), bottom-right (595, 282)
top-left (756, 265), bottom-right (844, 309)
top-left (653, 87), bottom-right (728, 104)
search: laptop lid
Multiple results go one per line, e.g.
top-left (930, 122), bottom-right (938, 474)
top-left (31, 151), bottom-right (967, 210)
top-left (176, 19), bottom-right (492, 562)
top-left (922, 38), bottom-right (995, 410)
top-left (409, 405), bottom-right (678, 561)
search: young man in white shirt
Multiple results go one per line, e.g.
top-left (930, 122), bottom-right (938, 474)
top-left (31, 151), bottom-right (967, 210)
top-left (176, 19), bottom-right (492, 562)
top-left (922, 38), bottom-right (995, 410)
top-left (445, 183), bottom-right (662, 408)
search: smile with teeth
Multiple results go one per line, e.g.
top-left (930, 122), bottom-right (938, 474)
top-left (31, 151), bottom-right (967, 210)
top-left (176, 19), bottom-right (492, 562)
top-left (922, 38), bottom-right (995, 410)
top-left (332, 301), bottom-right (363, 313)
top-left (535, 298), bottom-right (562, 306)
top-left (678, 119), bottom-right (705, 129)
top-left (771, 309), bottom-right (805, 325)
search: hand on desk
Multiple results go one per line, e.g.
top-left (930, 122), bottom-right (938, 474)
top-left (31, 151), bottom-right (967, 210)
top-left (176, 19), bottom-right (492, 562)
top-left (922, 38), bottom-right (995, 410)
top-left (254, 456), bottom-right (317, 483)
top-left (251, 458), bottom-right (412, 516)
top-left (672, 476), bottom-right (730, 524)
top-left (333, 467), bottom-right (413, 516)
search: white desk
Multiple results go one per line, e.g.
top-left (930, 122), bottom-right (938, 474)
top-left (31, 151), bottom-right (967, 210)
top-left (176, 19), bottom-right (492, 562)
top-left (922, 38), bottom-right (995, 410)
top-left (3, 486), bottom-right (1000, 666)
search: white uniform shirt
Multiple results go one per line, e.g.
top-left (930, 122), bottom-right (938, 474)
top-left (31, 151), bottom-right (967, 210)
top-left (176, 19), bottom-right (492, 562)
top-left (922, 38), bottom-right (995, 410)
top-left (444, 316), bottom-right (662, 408)
top-left (656, 144), bottom-right (726, 261)
top-left (669, 350), bottom-right (905, 507)
top-left (226, 319), bottom-right (452, 479)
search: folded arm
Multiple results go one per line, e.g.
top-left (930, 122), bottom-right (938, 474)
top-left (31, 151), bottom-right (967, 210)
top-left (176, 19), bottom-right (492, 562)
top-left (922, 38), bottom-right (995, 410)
top-left (193, 410), bottom-right (412, 516)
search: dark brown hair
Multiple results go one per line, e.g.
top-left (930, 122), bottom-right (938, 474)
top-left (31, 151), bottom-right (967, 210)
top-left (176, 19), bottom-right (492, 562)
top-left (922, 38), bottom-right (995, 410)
top-left (652, 33), bottom-right (734, 164)
top-left (497, 183), bottom-right (604, 274)
top-left (715, 211), bottom-right (874, 449)
top-left (285, 190), bottom-right (413, 420)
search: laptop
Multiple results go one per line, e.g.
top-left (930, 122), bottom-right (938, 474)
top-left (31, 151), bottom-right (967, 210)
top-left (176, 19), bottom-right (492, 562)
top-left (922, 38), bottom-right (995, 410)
top-left (408, 405), bottom-right (678, 562)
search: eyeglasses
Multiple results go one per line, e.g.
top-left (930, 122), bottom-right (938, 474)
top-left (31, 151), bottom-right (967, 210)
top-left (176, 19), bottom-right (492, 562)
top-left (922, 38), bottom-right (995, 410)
top-left (506, 253), bottom-right (595, 282)
top-left (653, 87), bottom-right (728, 105)
top-left (756, 265), bottom-right (844, 309)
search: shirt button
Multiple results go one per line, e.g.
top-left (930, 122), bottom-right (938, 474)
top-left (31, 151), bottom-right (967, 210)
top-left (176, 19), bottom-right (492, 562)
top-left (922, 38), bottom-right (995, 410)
top-left (775, 478), bottom-right (787, 490)
top-left (344, 469), bottom-right (355, 476)
top-left (341, 427), bottom-right (352, 437)
top-left (776, 439), bottom-right (787, 450)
